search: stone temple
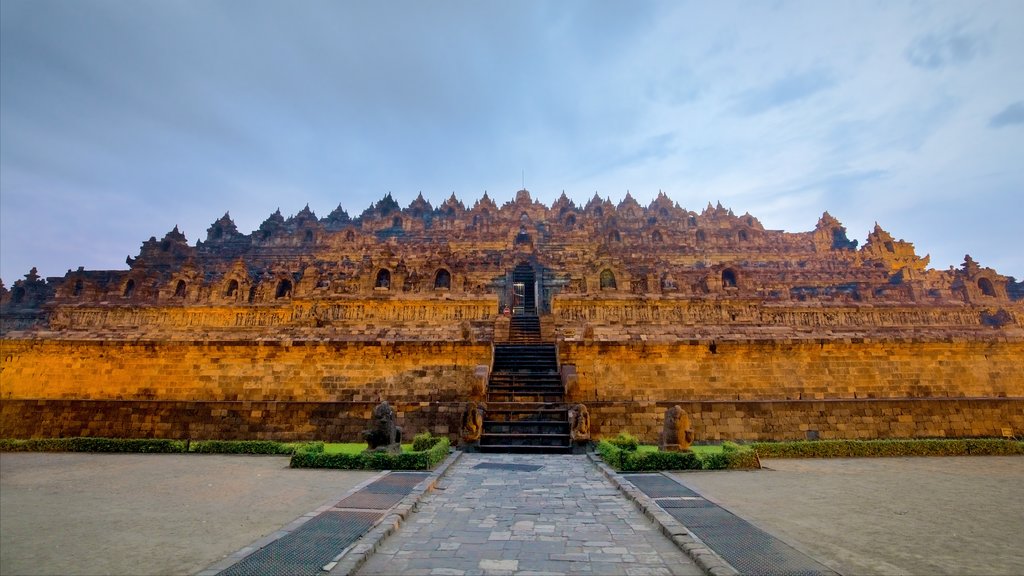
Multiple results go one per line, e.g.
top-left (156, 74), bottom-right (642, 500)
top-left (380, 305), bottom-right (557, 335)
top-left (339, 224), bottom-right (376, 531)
top-left (1, 189), bottom-right (1022, 451)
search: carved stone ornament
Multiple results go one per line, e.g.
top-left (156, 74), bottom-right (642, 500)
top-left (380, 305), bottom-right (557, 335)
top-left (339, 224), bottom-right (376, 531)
top-left (569, 403), bottom-right (591, 442)
top-left (363, 400), bottom-right (403, 453)
top-left (461, 401), bottom-right (486, 442)
top-left (659, 404), bottom-right (694, 452)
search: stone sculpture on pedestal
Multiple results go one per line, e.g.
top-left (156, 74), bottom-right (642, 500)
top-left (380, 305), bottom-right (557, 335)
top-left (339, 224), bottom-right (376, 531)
top-left (363, 401), bottom-right (403, 453)
top-left (461, 401), bottom-right (485, 443)
top-left (660, 405), bottom-right (694, 452)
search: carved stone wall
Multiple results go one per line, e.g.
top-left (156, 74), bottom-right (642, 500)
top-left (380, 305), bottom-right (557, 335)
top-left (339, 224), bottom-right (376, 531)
top-left (2, 190), bottom-right (1021, 442)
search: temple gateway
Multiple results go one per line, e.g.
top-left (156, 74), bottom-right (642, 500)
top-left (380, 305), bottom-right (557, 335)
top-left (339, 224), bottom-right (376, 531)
top-left (2, 189), bottom-right (1021, 451)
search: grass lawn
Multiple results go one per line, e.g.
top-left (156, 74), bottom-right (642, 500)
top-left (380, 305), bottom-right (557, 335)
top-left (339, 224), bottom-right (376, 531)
top-left (322, 443), bottom-right (413, 455)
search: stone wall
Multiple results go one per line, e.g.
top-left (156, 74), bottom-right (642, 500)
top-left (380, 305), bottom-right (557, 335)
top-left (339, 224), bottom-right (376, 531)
top-left (0, 340), bottom-right (490, 403)
top-left (560, 340), bottom-right (1024, 402)
top-left (0, 399), bottom-right (461, 442)
top-left (47, 299), bottom-right (497, 331)
top-left (3, 397), bottom-right (1019, 443)
top-left (583, 398), bottom-right (1024, 442)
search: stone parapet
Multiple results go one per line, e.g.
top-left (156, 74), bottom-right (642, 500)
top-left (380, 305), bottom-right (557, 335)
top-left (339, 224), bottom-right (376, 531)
top-left (552, 296), bottom-right (1024, 337)
top-left (34, 296), bottom-right (498, 338)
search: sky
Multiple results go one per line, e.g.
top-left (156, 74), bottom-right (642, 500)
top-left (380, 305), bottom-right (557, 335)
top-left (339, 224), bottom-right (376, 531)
top-left (2, 0), bottom-right (1022, 284)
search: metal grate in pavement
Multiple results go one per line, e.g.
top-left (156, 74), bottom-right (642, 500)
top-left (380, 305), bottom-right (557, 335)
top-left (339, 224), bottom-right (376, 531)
top-left (656, 497), bottom-right (717, 508)
top-left (217, 510), bottom-right (380, 576)
top-left (626, 476), bottom-right (838, 576)
top-left (335, 491), bottom-right (406, 510)
top-left (623, 473), bottom-right (700, 498)
top-left (362, 472), bottom-right (429, 494)
top-left (473, 462), bottom-right (544, 472)
top-left (665, 507), bottom-right (836, 575)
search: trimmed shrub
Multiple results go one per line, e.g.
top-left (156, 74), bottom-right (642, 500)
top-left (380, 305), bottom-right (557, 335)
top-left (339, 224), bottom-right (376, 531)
top-left (290, 437), bottom-right (450, 470)
top-left (411, 431), bottom-right (443, 452)
top-left (597, 440), bottom-right (760, 471)
top-left (189, 440), bottom-right (297, 455)
top-left (597, 439), bottom-right (626, 469)
top-left (721, 441), bottom-right (761, 469)
top-left (606, 432), bottom-right (640, 452)
top-left (0, 437), bottom-right (185, 453)
top-left (750, 438), bottom-right (1024, 459)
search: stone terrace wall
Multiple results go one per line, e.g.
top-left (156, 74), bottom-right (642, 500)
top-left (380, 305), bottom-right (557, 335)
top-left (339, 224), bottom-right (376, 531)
top-left (583, 399), bottom-right (1024, 442)
top-left (560, 340), bottom-right (1024, 402)
top-left (34, 297), bottom-right (498, 342)
top-left (3, 398), bottom-right (1019, 443)
top-left (0, 400), bottom-right (461, 442)
top-left (0, 340), bottom-right (490, 403)
top-left (551, 297), bottom-right (1024, 340)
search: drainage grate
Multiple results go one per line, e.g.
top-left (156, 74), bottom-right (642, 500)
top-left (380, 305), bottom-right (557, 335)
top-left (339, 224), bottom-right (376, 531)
top-left (473, 462), bottom-right (543, 472)
top-left (627, 478), bottom-right (839, 576)
top-left (623, 473), bottom-right (700, 498)
top-left (335, 491), bottom-right (406, 510)
top-left (665, 506), bottom-right (836, 575)
top-left (218, 510), bottom-right (380, 576)
top-left (362, 472), bottom-right (429, 494)
top-left (655, 497), bottom-right (717, 508)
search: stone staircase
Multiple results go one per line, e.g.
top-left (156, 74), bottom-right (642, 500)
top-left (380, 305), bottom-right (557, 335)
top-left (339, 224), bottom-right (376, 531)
top-left (480, 316), bottom-right (571, 453)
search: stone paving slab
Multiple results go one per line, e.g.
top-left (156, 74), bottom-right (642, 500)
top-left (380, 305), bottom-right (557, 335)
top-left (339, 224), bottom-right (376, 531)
top-left (354, 453), bottom-right (703, 576)
top-left (673, 456), bottom-right (1024, 576)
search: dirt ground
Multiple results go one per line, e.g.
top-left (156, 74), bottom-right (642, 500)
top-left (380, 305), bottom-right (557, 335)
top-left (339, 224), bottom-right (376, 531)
top-left (0, 453), bottom-right (375, 576)
top-left (673, 456), bottom-right (1024, 576)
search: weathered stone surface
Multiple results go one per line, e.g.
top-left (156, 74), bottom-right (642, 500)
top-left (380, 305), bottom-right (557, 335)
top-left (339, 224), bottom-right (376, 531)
top-left (660, 405), bottom-right (694, 451)
top-left (460, 401), bottom-right (485, 442)
top-left (1, 190), bottom-right (1021, 442)
top-left (363, 401), bottom-right (402, 451)
top-left (569, 403), bottom-right (591, 442)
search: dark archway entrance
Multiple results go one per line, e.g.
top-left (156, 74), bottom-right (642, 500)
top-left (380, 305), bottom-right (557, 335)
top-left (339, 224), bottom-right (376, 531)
top-left (511, 263), bottom-right (536, 316)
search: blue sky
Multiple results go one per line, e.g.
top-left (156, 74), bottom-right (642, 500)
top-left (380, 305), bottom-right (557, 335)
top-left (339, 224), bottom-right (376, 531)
top-left (2, 0), bottom-right (1022, 283)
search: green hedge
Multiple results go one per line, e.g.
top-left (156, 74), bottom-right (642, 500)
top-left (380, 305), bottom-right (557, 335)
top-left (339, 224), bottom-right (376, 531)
top-left (188, 440), bottom-right (298, 455)
top-left (0, 437), bottom-right (186, 453)
top-left (290, 437), bottom-right (451, 470)
top-left (411, 431), bottom-right (444, 452)
top-left (597, 440), bottom-right (759, 471)
top-left (751, 438), bottom-right (1024, 459)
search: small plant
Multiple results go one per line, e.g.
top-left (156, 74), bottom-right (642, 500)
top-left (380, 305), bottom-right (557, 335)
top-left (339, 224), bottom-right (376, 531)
top-left (411, 431), bottom-right (442, 452)
top-left (606, 432), bottom-right (640, 451)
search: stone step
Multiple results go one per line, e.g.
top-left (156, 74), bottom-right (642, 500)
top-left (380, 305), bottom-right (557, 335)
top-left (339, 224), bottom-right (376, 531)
top-left (483, 421), bottom-right (570, 435)
top-left (476, 444), bottom-right (573, 454)
top-left (486, 392), bottom-right (565, 402)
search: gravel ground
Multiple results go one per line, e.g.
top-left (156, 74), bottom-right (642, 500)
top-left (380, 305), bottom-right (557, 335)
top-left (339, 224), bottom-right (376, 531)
top-left (0, 453), bottom-right (375, 576)
top-left (672, 456), bottom-right (1024, 576)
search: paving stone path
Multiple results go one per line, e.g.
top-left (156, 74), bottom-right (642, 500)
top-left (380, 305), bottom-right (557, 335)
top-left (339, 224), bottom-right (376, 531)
top-left (355, 453), bottom-right (702, 576)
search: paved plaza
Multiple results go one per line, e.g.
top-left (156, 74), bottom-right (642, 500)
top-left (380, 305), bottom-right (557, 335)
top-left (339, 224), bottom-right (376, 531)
top-left (672, 456), bottom-right (1024, 576)
top-left (0, 453), bottom-right (375, 576)
top-left (355, 453), bottom-right (702, 576)
top-left (1, 452), bottom-right (1022, 575)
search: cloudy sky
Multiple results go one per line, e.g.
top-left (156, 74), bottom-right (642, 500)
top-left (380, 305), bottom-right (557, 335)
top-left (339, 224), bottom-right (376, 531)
top-left (2, 0), bottom-right (1022, 283)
